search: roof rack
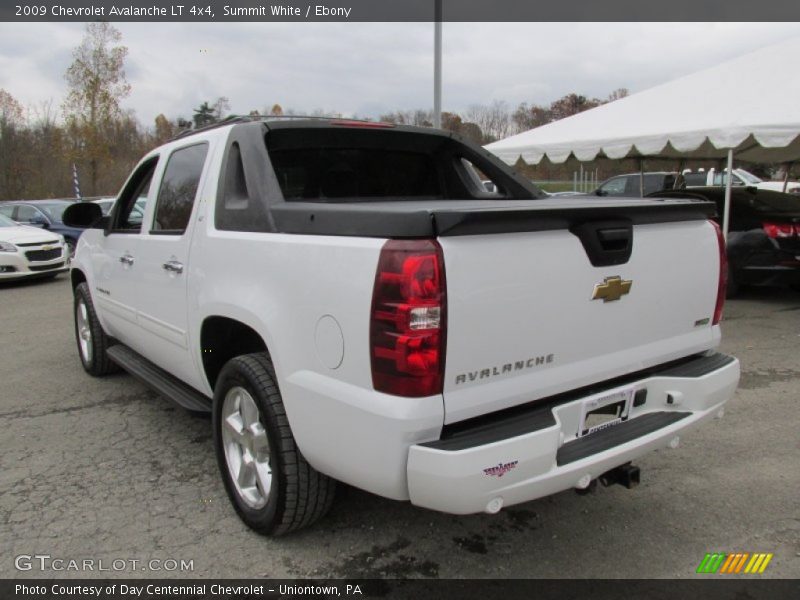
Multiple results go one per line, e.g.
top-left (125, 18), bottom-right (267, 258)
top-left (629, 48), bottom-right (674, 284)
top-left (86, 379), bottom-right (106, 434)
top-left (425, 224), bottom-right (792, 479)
top-left (170, 114), bottom-right (379, 141)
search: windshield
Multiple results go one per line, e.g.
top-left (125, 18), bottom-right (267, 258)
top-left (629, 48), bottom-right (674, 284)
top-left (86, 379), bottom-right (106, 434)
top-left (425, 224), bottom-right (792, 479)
top-left (735, 169), bottom-right (763, 184)
top-left (37, 202), bottom-right (71, 222)
top-left (0, 214), bottom-right (19, 227)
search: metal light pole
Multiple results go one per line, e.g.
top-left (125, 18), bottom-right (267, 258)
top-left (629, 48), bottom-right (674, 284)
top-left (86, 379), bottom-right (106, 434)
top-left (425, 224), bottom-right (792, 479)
top-left (433, 0), bottom-right (442, 128)
top-left (722, 149), bottom-right (734, 241)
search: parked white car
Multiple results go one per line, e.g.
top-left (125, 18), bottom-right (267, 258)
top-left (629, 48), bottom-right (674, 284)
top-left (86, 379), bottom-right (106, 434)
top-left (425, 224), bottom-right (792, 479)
top-left (0, 213), bottom-right (68, 281)
top-left (684, 168), bottom-right (800, 194)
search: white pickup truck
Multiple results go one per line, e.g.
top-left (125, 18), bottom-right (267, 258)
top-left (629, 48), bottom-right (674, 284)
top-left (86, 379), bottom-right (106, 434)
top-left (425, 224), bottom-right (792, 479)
top-left (64, 118), bottom-right (740, 535)
top-left (684, 168), bottom-right (800, 195)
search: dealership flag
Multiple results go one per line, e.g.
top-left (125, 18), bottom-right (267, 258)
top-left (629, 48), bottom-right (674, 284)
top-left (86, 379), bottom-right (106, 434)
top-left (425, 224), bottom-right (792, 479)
top-left (72, 163), bottom-right (82, 199)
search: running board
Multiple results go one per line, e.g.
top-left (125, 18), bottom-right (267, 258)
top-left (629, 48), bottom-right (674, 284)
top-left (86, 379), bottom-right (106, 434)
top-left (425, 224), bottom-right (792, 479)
top-left (107, 345), bottom-right (212, 413)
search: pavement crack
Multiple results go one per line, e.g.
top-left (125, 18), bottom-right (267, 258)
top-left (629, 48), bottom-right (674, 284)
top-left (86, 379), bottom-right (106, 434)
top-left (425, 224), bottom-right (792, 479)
top-left (0, 391), bottom-right (146, 420)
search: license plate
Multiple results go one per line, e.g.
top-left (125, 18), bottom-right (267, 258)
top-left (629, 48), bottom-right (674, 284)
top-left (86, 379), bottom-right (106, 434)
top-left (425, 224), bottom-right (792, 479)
top-left (578, 388), bottom-right (634, 437)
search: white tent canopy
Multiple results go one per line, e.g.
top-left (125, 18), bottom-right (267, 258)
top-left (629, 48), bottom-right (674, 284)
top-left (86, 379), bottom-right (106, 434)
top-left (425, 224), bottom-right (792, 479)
top-left (486, 37), bottom-right (800, 166)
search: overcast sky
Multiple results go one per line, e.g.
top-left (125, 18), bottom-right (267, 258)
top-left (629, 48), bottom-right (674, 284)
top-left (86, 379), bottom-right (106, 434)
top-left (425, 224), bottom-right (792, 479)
top-left (0, 22), bottom-right (797, 125)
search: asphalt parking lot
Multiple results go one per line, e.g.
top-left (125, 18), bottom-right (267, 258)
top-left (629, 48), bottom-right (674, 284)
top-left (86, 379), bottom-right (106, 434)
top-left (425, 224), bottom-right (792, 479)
top-left (1, 275), bottom-right (798, 580)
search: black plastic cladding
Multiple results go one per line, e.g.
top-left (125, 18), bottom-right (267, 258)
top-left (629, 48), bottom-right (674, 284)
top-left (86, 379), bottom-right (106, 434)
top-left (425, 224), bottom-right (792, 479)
top-left (213, 120), bottom-right (716, 239)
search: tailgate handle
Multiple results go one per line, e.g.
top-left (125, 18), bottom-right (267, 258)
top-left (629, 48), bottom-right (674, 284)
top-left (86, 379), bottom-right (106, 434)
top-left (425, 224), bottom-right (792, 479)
top-left (571, 220), bottom-right (633, 267)
top-left (597, 227), bottom-right (630, 251)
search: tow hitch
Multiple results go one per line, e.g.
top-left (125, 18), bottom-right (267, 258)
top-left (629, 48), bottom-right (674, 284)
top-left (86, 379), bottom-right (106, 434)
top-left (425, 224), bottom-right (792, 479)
top-left (600, 463), bottom-right (640, 489)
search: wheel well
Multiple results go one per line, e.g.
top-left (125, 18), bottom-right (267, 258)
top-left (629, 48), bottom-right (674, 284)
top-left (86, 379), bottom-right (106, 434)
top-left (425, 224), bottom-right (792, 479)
top-left (200, 317), bottom-right (268, 390)
top-left (71, 269), bottom-right (87, 290)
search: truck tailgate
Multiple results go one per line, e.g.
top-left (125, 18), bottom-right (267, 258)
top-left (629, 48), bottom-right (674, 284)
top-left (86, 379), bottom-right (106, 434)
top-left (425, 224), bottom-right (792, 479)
top-left (440, 219), bottom-right (721, 424)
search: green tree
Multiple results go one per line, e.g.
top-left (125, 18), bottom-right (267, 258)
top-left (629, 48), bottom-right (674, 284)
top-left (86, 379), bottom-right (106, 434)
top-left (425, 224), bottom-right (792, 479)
top-left (193, 101), bottom-right (216, 128)
top-left (63, 22), bottom-right (131, 196)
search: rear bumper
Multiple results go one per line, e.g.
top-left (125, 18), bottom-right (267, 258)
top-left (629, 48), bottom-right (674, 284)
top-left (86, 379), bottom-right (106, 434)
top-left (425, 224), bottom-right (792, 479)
top-left (736, 264), bottom-right (800, 287)
top-left (407, 353), bottom-right (739, 514)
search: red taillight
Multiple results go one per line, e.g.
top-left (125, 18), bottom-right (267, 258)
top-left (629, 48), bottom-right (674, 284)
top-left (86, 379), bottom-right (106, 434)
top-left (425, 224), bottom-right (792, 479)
top-left (762, 222), bottom-right (795, 238)
top-left (711, 220), bottom-right (726, 326)
top-left (370, 239), bottom-right (446, 397)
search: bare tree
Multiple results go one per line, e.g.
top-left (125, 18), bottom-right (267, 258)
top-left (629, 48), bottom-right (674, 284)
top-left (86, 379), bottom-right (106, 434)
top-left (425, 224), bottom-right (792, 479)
top-left (607, 88), bottom-right (629, 102)
top-left (63, 23), bottom-right (130, 196)
top-left (466, 100), bottom-right (512, 143)
top-left (213, 96), bottom-right (230, 120)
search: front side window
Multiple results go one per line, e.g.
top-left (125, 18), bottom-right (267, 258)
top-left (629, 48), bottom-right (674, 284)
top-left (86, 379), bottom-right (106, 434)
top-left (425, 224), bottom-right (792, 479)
top-left (38, 203), bottom-right (70, 222)
top-left (153, 143), bottom-right (209, 233)
top-left (598, 177), bottom-right (627, 196)
top-left (713, 171), bottom-right (745, 187)
top-left (111, 158), bottom-right (157, 233)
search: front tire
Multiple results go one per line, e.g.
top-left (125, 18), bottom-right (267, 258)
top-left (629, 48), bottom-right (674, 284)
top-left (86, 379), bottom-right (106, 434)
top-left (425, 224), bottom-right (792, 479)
top-left (74, 282), bottom-right (119, 376)
top-left (212, 353), bottom-right (335, 536)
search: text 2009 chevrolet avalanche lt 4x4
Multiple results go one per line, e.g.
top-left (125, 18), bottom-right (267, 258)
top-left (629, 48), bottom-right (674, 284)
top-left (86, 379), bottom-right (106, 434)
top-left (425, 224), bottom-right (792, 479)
top-left (64, 118), bottom-right (739, 535)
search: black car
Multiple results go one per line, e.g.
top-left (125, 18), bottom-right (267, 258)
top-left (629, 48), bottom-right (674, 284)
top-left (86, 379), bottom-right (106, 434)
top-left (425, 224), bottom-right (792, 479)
top-left (649, 186), bottom-right (800, 295)
top-left (0, 199), bottom-right (84, 255)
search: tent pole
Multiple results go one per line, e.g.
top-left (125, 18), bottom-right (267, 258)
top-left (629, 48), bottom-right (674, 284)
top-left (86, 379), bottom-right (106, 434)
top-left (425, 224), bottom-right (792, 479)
top-left (674, 159), bottom-right (685, 189)
top-left (639, 160), bottom-right (644, 196)
top-left (782, 162), bottom-right (792, 193)
top-left (723, 149), bottom-right (733, 241)
top-left (433, 0), bottom-right (442, 129)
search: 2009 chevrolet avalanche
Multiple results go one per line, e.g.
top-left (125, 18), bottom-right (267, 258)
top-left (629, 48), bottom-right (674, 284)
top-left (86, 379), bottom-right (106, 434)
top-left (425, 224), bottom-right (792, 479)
top-left (64, 117), bottom-right (739, 535)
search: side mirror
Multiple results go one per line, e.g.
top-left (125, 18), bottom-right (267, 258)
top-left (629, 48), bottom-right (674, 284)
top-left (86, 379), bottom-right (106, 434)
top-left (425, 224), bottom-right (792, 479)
top-left (63, 202), bottom-right (105, 229)
top-left (595, 189), bottom-right (607, 197)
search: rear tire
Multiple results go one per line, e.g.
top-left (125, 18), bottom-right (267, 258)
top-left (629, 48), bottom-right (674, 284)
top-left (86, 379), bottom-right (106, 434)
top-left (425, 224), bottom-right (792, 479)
top-left (74, 282), bottom-right (119, 376)
top-left (212, 353), bottom-right (335, 535)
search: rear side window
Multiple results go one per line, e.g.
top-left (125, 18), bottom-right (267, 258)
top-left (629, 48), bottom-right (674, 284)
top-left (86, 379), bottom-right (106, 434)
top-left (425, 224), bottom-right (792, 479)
top-left (683, 172), bottom-right (707, 186)
top-left (153, 143), bottom-right (208, 233)
top-left (642, 174), bottom-right (672, 196)
top-left (15, 205), bottom-right (40, 223)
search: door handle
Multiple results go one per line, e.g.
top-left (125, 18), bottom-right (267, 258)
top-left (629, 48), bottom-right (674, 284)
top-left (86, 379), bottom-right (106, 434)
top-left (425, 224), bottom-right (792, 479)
top-left (120, 254), bottom-right (134, 266)
top-left (162, 260), bottom-right (184, 274)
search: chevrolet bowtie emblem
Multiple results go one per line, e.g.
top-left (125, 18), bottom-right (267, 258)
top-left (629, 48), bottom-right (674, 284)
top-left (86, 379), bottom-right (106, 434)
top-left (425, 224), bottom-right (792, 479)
top-left (592, 276), bottom-right (632, 302)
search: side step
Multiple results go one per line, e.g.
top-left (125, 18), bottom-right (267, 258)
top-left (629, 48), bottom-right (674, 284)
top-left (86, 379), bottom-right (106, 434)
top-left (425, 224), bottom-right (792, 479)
top-left (107, 345), bottom-right (212, 413)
